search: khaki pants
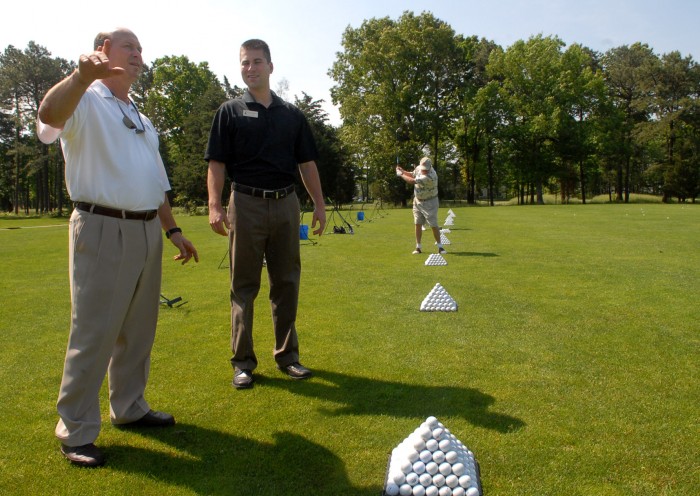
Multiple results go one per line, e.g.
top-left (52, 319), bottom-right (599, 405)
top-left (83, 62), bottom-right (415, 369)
top-left (55, 209), bottom-right (162, 446)
top-left (227, 190), bottom-right (301, 371)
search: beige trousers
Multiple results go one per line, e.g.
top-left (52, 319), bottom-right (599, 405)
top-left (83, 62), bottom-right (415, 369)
top-left (55, 209), bottom-right (162, 446)
top-left (227, 190), bottom-right (302, 371)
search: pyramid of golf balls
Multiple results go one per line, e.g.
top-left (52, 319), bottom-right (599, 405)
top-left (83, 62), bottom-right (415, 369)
top-left (425, 254), bottom-right (448, 266)
top-left (420, 283), bottom-right (457, 312)
top-left (440, 229), bottom-right (451, 234)
top-left (383, 416), bottom-right (481, 496)
top-left (439, 234), bottom-right (451, 245)
top-left (443, 217), bottom-right (454, 226)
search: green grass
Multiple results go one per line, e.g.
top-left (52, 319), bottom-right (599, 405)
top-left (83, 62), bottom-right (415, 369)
top-left (0, 203), bottom-right (698, 495)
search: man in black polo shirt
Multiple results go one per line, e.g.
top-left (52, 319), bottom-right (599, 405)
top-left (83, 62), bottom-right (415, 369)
top-left (205, 39), bottom-right (326, 389)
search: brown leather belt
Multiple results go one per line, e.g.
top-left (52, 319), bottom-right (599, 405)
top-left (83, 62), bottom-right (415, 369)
top-left (75, 202), bottom-right (158, 221)
top-left (232, 183), bottom-right (295, 200)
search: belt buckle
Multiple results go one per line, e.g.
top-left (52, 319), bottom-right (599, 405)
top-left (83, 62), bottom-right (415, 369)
top-left (263, 190), bottom-right (278, 200)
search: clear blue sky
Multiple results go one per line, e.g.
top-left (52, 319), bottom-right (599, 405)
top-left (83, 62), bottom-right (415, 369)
top-left (3, 0), bottom-right (699, 125)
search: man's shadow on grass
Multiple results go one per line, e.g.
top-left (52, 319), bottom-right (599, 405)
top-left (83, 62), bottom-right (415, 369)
top-left (259, 369), bottom-right (524, 434)
top-left (108, 427), bottom-right (377, 495)
top-left (448, 251), bottom-right (499, 257)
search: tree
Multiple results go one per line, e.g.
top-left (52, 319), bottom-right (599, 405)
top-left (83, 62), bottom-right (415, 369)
top-left (295, 93), bottom-right (354, 205)
top-left (601, 43), bottom-right (657, 202)
top-left (145, 55), bottom-right (225, 206)
top-left (330, 11), bottom-right (461, 205)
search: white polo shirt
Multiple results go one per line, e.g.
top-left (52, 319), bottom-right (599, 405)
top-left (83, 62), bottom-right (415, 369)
top-left (37, 81), bottom-right (170, 211)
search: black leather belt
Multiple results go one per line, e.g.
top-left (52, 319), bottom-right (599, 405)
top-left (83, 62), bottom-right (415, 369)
top-left (232, 183), bottom-right (295, 200)
top-left (75, 202), bottom-right (158, 221)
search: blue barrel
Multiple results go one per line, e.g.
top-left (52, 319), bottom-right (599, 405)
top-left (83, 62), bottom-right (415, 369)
top-left (299, 224), bottom-right (309, 240)
top-left (357, 211), bottom-right (365, 221)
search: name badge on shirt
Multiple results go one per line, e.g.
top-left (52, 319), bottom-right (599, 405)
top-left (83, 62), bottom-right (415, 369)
top-left (243, 110), bottom-right (259, 118)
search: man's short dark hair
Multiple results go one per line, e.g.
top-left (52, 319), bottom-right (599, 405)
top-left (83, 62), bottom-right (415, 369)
top-left (241, 39), bottom-right (271, 63)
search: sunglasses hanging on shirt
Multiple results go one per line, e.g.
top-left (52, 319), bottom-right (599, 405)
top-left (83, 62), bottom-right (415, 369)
top-left (110, 90), bottom-right (146, 134)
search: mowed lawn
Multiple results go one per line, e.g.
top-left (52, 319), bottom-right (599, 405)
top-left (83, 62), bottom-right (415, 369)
top-left (0, 203), bottom-right (697, 495)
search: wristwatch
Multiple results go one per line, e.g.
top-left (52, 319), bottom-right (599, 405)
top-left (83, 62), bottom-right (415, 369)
top-left (165, 227), bottom-right (182, 239)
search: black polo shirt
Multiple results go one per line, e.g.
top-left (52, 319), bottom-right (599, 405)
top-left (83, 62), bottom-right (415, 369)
top-left (204, 90), bottom-right (318, 190)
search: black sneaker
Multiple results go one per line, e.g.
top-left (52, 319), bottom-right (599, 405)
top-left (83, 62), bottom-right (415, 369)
top-left (60, 443), bottom-right (106, 468)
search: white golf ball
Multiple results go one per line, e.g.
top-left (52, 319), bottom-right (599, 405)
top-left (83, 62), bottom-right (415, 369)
top-left (419, 426), bottom-right (432, 440)
top-left (413, 485), bottom-right (426, 496)
top-left (385, 482), bottom-right (400, 495)
top-left (407, 449), bottom-right (420, 463)
top-left (413, 437), bottom-right (427, 452)
top-left (451, 462), bottom-right (466, 476)
top-left (439, 486), bottom-right (453, 496)
top-left (406, 472), bottom-right (419, 486)
top-left (432, 473), bottom-right (446, 487)
top-left (439, 462), bottom-right (452, 476)
top-left (438, 439), bottom-right (452, 452)
top-left (426, 439), bottom-right (439, 452)
top-left (458, 475), bottom-right (472, 488)
top-left (426, 461), bottom-right (438, 475)
top-left (401, 460), bottom-right (414, 474)
top-left (445, 451), bottom-right (458, 464)
top-left (400, 484), bottom-right (414, 496)
top-left (393, 472), bottom-right (407, 485)
top-left (432, 450), bottom-right (446, 464)
top-left (432, 428), bottom-right (445, 440)
top-left (419, 472), bottom-right (432, 487)
top-left (452, 487), bottom-right (465, 496)
top-left (465, 488), bottom-right (479, 496)
top-left (445, 474), bottom-right (458, 488)
top-left (426, 416), bottom-right (438, 428)
top-left (419, 450), bottom-right (433, 463)
top-left (425, 486), bottom-right (439, 496)
top-left (413, 461), bottom-right (426, 475)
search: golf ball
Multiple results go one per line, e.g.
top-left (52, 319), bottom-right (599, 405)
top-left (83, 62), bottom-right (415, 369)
top-left (401, 460), bottom-right (413, 474)
top-left (413, 461), bottom-right (426, 475)
top-left (439, 462), bottom-right (452, 476)
top-left (413, 437), bottom-right (427, 452)
top-left (400, 484), bottom-right (413, 496)
top-left (426, 461), bottom-right (438, 475)
top-left (432, 450), bottom-right (446, 464)
top-left (452, 488), bottom-right (465, 496)
top-left (439, 487), bottom-right (452, 496)
top-left (432, 428), bottom-right (445, 440)
top-left (426, 416), bottom-right (438, 428)
top-left (426, 439), bottom-right (439, 452)
top-left (419, 472), bottom-right (432, 487)
top-left (466, 488), bottom-right (479, 496)
top-left (393, 472), bottom-right (407, 485)
top-left (413, 484), bottom-right (426, 496)
top-left (451, 463), bottom-right (466, 476)
top-left (407, 449), bottom-right (420, 463)
top-left (445, 474), bottom-right (458, 488)
top-left (432, 473), bottom-right (446, 487)
top-left (406, 472), bottom-right (419, 486)
top-left (458, 475), bottom-right (472, 488)
top-left (419, 450), bottom-right (433, 463)
top-left (386, 483), bottom-right (400, 495)
top-left (425, 486), bottom-right (439, 496)
top-left (445, 451), bottom-right (458, 464)
top-left (438, 439), bottom-right (452, 452)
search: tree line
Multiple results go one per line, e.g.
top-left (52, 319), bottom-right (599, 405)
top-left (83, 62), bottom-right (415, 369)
top-left (1, 11), bottom-right (698, 215)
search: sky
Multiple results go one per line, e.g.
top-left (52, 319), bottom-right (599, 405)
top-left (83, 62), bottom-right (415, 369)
top-left (3, 0), bottom-right (699, 125)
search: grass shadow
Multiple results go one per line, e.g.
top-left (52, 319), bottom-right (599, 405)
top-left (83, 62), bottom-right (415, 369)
top-left (260, 369), bottom-right (524, 433)
top-left (448, 252), bottom-right (499, 257)
top-left (106, 425), bottom-right (377, 495)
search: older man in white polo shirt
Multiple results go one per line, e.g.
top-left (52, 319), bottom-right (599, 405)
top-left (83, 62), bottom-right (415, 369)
top-left (37, 27), bottom-right (198, 468)
top-left (396, 157), bottom-right (446, 255)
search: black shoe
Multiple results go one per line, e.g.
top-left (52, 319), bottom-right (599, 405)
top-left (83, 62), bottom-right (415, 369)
top-left (277, 362), bottom-right (312, 380)
top-left (60, 443), bottom-right (105, 467)
top-left (233, 368), bottom-right (254, 389)
top-left (120, 410), bottom-right (175, 427)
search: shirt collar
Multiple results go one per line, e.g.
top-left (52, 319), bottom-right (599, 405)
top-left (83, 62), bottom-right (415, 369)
top-left (242, 90), bottom-right (283, 107)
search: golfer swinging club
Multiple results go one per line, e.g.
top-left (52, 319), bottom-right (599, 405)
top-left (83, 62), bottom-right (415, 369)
top-left (396, 157), bottom-right (446, 255)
